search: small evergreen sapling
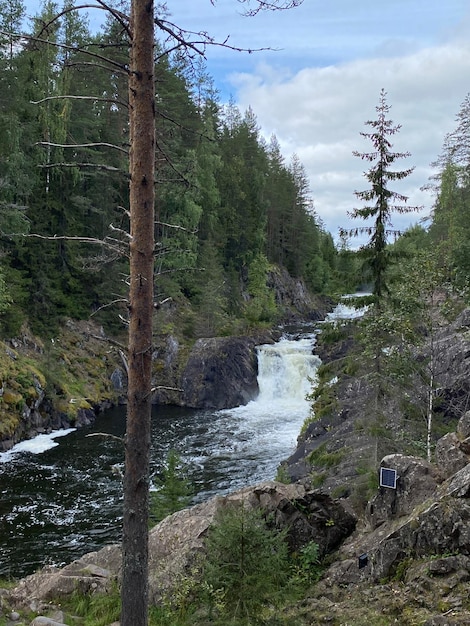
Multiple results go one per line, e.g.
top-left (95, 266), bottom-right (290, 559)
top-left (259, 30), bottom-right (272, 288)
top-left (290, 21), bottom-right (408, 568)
top-left (149, 449), bottom-right (192, 526)
top-left (202, 503), bottom-right (290, 621)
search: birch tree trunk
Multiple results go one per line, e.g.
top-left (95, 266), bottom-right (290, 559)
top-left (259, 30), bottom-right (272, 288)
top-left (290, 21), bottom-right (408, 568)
top-left (121, 0), bottom-right (155, 623)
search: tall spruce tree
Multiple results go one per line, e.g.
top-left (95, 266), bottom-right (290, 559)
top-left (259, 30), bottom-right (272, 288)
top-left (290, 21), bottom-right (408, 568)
top-left (346, 89), bottom-right (420, 304)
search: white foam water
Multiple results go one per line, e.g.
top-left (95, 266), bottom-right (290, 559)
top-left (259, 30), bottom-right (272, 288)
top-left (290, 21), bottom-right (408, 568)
top-left (0, 428), bottom-right (76, 463)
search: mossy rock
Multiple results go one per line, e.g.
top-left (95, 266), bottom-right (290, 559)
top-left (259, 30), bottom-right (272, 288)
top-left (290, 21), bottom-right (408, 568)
top-left (2, 390), bottom-right (23, 406)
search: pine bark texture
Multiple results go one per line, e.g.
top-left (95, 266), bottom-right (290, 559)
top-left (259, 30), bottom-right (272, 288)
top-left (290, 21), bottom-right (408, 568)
top-left (121, 0), bottom-right (155, 623)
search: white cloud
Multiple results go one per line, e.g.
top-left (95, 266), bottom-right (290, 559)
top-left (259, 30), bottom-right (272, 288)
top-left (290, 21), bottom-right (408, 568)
top-left (231, 40), bottom-right (470, 244)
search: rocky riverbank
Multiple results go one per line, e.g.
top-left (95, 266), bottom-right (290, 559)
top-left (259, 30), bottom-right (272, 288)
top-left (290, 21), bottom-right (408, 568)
top-left (0, 320), bottom-right (120, 452)
top-left (2, 414), bottom-right (469, 625)
top-left (2, 306), bottom-right (470, 625)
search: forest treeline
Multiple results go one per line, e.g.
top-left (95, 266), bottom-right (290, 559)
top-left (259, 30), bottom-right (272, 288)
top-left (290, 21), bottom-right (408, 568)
top-left (0, 1), bottom-right (469, 340)
top-left (0, 0), bottom-right (340, 339)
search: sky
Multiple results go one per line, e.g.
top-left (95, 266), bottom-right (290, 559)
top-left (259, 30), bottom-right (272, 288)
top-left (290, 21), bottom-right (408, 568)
top-left (22, 0), bottom-right (470, 245)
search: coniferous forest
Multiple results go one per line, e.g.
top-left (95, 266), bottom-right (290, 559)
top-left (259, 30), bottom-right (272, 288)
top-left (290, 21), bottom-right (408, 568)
top-left (0, 0), bottom-right (342, 341)
top-left (1, 2), bottom-right (469, 342)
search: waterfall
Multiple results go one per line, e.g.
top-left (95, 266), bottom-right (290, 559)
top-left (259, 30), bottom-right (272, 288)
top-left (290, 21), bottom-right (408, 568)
top-left (210, 333), bottom-right (322, 470)
top-left (253, 336), bottom-right (321, 416)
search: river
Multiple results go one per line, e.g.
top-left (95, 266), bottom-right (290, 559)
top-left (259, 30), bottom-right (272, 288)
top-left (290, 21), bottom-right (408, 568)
top-left (0, 301), bottom-right (362, 578)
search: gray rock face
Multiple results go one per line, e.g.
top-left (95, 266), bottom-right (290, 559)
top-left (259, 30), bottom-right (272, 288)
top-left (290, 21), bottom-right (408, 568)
top-left (8, 481), bottom-right (356, 609)
top-left (435, 432), bottom-right (469, 476)
top-left (180, 335), bottom-right (266, 409)
top-left (267, 266), bottom-right (332, 321)
top-left (430, 310), bottom-right (470, 422)
top-left (367, 454), bottom-right (441, 529)
top-left (110, 367), bottom-right (126, 392)
top-left (324, 462), bottom-right (470, 587)
top-left (457, 410), bottom-right (470, 439)
top-left (9, 561), bottom-right (114, 610)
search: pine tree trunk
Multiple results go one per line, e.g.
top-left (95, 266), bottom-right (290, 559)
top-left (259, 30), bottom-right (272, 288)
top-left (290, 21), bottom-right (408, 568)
top-left (121, 0), bottom-right (155, 623)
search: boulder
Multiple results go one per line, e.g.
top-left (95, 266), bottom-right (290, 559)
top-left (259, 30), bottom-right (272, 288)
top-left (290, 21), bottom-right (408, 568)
top-left (180, 335), bottom-right (267, 409)
top-left (149, 481), bottom-right (355, 602)
top-left (30, 617), bottom-right (65, 626)
top-left (325, 463), bottom-right (470, 587)
top-left (367, 454), bottom-right (441, 529)
top-left (9, 561), bottom-right (115, 612)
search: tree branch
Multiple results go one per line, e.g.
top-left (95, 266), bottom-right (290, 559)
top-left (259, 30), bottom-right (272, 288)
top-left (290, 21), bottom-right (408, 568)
top-left (238, 0), bottom-right (304, 16)
top-left (35, 140), bottom-right (129, 155)
top-left (30, 94), bottom-right (128, 109)
top-left (37, 162), bottom-right (126, 174)
top-left (11, 232), bottom-right (128, 256)
top-left (155, 221), bottom-right (197, 234)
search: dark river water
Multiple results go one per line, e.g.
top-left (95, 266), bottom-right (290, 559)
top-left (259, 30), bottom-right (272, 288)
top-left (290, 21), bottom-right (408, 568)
top-left (0, 301), bottom-right (363, 579)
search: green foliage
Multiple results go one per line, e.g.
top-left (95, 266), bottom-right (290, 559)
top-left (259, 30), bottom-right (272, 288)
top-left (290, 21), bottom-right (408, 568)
top-left (317, 320), bottom-right (349, 345)
top-left (275, 463), bottom-right (291, 484)
top-left (244, 253), bottom-right (278, 324)
top-left (202, 504), bottom-right (291, 622)
top-left (290, 541), bottom-right (322, 585)
top-left (0, 8), bottom-right (345, 339)
top-left (310, 471), bottom-right (327, 487)
top-left (60, 582), bottom-right (121, 626)
top-left (391, 557), bottom-right (413, 583)
top-left (0, 269), bottom-right (11, 318)
top-left (309, 380), bottom-right (339, 423)
top-left (150, 449), bottom-right (192, 526)
top-left (308, 443), bottom-right (346, 468)
top-left (306, 362), bottom-right (341, 423)
top-left (356, 462), bottom-right (379, 492)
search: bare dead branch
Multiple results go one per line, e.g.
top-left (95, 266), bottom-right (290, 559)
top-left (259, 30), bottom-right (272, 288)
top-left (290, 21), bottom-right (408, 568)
top-left (155, 221), bottom-right (197, 234)
top-left (64, 60), bottom-right (128, 75)
top-left (86, 432), bottom-right (124, 442)
top-left (154, 20), bottom-right (274, 59)
top-left (154, 297), bottom-right (172, 309)
top-left (117, 205), bottom-right (131, 218)
top-left (31, 94), bottom-right (128, 109)
top-left (37, 162), bottom-right (126, 174)
top-left (12, 232), bottom-right (127, 257)
top-left (36, 140), bottom-right (129, 155)
top-left (110, 224), bottom-right (133, 239)
top-left (238, 0), bottom-right (304, 16)
top-left (90, 300), bottom-right (129, 319)
top-left (157, 266), bottom-right (205, 276)
top-left (118, 349), bottom-right (129, 376)
top-left (151, 385), bottom-right (183, 393)
top-left (14, 32), bottom-right (129, 73)
top-left (34, 3), bottom-right (130, 41)
top-left (155, 135), bottom-right (192, 187)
